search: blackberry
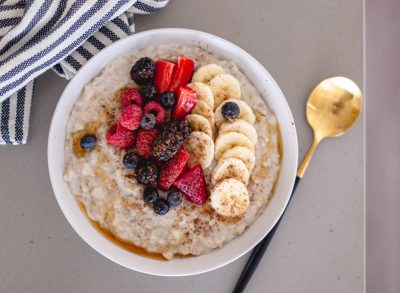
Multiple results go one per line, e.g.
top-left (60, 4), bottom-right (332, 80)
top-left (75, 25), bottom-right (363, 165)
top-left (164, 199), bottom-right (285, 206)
top-left (221, 102), bottom-right (240, 120)
top-left (159, 91), bottom-right (176, 108)
top-left (80, 134), bottom-right (96, 150)
top-left (140, 113), bottom-right (156, 130)
top-left (136, 162), bottom-right (158, 185)
top-left (152, 120), bottom-right (192, 161)
top-left (123, 152), bottom-right (140, 170)
top-left (139, 85), bottom-right (157, 102)
top-left (143, 187), bottom-right (159, 205)
top-left (167, 189), bottom-right (183, 206)
top-left (178, 119), bottom-right (192, 140)
top-left (130, 57), bottom-right (155, 86)
top-left (153, 198), bottom-right (170, 215)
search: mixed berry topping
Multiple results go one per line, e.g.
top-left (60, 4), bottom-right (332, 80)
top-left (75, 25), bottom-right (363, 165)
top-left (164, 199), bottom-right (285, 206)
top-left (104, 55), bottom-right (210, 215)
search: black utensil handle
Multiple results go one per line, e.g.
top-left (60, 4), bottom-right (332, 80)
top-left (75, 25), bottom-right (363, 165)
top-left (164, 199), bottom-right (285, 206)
top-left (232, 176), bottom-right (301, 293)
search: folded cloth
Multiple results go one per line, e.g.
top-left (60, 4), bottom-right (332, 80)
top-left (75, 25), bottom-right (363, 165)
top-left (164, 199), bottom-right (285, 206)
top-left (0, 0), bottom-right (168, 145)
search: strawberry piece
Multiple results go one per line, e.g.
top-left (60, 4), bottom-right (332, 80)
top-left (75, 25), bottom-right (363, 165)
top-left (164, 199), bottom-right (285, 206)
top-left (172, 86), bottom-right (197, 119)
top-left (119, 104), bottom-right (143, 130)
top-left (106, 123), bottom-right (135, 148)
top-left (120, 88), bottom-right (143, 107)
top-left (159, 148), bottom-right (190, 190)
top-left (169, 57), bottom-right (195, 93)
top-left (143, 101), bottom-right (166, 125)
top-left (136, 128), bottom-right (158, 158)
top-left (154, 60), bottom-right (176, 94)
top-left (173, 165), bottom-right (208, 205)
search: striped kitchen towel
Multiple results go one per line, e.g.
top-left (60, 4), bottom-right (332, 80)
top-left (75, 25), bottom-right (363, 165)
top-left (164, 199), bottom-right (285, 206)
top-left (0, 0), bottom-right (168, 145)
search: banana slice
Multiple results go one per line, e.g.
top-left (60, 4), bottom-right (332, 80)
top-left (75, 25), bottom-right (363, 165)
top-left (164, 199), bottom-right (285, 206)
top-left (219, 120), bottom-right (258, 144)
top-left (220, 146), bottom-right (256, 173)
top-left (211, 178), bottom-right (249, 217)
top-left (191, 100), bottom-right (215, 127)
top-left (185, 114), bottom-right (212, 137)
top-left (192, 64), bottom-right (225, 84)
top-left (209, 74), bottom-right (241, 109)
top-left (211, 158), bottom-right (250, 185)
top-left (214, 98), bottom-right (256, 128)
top-left (187, 82), bottom-right (214, 109)
top-left (183, 131), bottom-right (214, 169)
top-left (214, 132), bottom-right (255, 159)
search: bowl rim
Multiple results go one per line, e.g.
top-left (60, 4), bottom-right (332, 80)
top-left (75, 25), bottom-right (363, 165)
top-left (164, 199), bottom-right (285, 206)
top-left (48, 28), bottom-right (298, 276)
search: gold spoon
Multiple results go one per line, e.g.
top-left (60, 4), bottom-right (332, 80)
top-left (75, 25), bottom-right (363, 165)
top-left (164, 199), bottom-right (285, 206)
top-left (233, 76), bottom-right (362, 293)
top-left (297, 76), bottom-right (362, 178)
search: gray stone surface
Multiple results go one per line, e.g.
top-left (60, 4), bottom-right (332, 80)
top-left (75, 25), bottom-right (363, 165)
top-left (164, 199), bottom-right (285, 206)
top-left (0, 0), bottom-right (363, 292)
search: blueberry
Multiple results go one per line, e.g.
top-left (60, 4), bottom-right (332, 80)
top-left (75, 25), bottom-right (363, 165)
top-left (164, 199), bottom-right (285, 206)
top-left (80, 134), bottom-right (96, 150)
top-left (221, 102), bottom-right (240, 120)
top-left (123, 152), bottom-right (140, 170)
top-left (159, 91), bottom-right (176, 108)
top-left (130, 57), bottom-right (155, 86)
top-left (153, 198), bottom-right (170, 215)
top-left (139, 85), bottom-right (157, 102)
top-left (167, 189), bottom-right (183, 206)
top-left (140, 113), bottom-right (156, 130)
top-left (143, 187), bottom-right (159, 205)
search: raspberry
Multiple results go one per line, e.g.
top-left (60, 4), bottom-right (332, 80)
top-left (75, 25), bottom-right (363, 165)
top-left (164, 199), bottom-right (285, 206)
top-left (120, 88), bottom-right (143, 107)
top-left (136, 128), bottom-right (158, 158)
top-left (173, 165), bottom-right (208, 205)
top-left (106, 123), bottom-right (135, 149)
top-left (118, 104), bottom-right (143, 130)
top-left (143, 101), bottom-right (166, 125)
top-left (159, 148), bottom-right (190, 190)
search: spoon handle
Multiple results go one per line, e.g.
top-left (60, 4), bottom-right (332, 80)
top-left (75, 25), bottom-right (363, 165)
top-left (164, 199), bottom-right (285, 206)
top-left (232, 176), bottom-right (301, 293)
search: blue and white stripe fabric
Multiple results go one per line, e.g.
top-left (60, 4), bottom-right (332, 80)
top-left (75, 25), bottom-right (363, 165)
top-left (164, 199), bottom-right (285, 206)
top-left (0, 0), bottom-right (168, 145)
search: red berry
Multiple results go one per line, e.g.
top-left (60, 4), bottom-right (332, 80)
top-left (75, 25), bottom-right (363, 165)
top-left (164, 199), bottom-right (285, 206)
top-left (173, 165), bottom-right (208, 205)
top-left (173, 86), bottom-right (197, 119)
top-left (143, 101), bottom-right (166, 125)
top-left (136, 128), bottom-right (158, 158)
top-left (169, 57), bottom-right (195, 93)
top-left (106, 123), bottom-right (135, 149)
top-left (120, 88), bottom-right (143, 107)
top-left (119, 104), bottom-right (143, 130)
top-left (154, 60), bottom-right (176, 94)
top-left (159, 148), bottom-right (190, 190)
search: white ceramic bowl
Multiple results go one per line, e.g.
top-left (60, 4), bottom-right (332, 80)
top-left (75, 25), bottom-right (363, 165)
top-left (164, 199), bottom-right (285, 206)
top-left (48, 28), bottom-right (298, 276)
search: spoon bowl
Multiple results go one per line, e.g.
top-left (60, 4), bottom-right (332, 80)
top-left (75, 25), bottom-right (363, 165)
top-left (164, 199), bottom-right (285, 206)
top-left (307, 77), bottom-right (362, 140)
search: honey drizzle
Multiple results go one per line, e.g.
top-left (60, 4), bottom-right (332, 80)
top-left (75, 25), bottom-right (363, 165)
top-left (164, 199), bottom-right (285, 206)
top-left (77, 200), bottom-right (166, 261)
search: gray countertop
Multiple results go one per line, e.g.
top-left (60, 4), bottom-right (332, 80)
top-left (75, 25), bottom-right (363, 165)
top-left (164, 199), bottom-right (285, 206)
top-left (0, 0), bottom-right (364, 292)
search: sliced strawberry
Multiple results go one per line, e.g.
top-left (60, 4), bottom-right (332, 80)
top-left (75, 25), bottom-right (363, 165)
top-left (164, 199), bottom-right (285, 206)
top-left (154, 60), bottom-right (176, 94)
top-left (143, 101), bottom-right (166, 125)
top-left (173, 165), bottom-right (208, 205)
top-left (159, 148), bottom-right (190, 190)
top-left (120, 88), bottom-right (143, 107)
top-left (169, 57), bottom-right (195, 93)
top-left (136, 128), bottom-right (158, 158)
top-left (172, 86), bottom-right (197, 119)
top-left (106, 123), bottom-right (136, 148)
top-left (118, 104), bottom-right (143, 130)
